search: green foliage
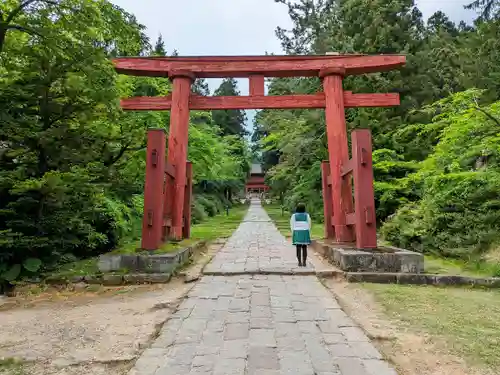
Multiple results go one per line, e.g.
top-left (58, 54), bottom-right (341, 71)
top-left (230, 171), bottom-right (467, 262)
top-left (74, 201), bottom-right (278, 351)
top-left (0, 0), bottom-right (251, 286)
top-left (195, 194), bottom-right (220, 217)
top-left (212, 78), bottom-right (248, 137)
top-left (466, 0), bottom-right (500, 21)
top-left (382, 91), bottom-right (500, 258)
top-left (191, 199), bottom-right (208, 224)
top-left (372, 149), bottom-right (419, 221)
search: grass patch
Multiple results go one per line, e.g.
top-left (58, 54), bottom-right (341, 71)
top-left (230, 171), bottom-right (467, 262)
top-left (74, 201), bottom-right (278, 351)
top-left (190, 204), bottom-right (249, 241)
top-left (112, 238), bottom-right (197, 255)
top-left (363, 283), bottom-right (500, 370)
top-left (425, 255), bottom-right (500, 277)
top-left (264, 204), bottom-right (324, 239)
top-left (47, 257), bottom-right (100, 278)
top-left (44, 204), bottom-right (249, 279)
top-left (0, 358), bottom-right (25, 375)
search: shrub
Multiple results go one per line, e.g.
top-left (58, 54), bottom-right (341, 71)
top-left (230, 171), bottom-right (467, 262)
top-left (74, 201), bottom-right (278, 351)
top-left (191, 198), bottom-right (207, 224)
top-left (382, 172), bottom-right (500, 258)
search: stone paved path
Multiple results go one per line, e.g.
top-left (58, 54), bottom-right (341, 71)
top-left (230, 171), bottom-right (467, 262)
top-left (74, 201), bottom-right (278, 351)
top-left (204, 200), bottom-right (314, 275)
top-left (130, 201), bottom-right (397, 375)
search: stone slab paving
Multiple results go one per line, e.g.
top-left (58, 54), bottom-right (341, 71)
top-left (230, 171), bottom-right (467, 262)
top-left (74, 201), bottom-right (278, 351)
top-left (129, 201), bottom-right (397, 375)
top-left (204, 200), bottom-right (314, 275)
top-left (131, 275), bottom-right (397, 375)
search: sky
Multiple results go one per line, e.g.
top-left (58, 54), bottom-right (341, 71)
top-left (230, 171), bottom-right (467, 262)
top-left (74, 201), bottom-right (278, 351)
top-left (111, 0), bottom-right (477, 128)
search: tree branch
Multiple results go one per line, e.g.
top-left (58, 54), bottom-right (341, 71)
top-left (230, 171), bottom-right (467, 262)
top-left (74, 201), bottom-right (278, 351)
top-left (476, 106), bottom-right (500, 127)
top-left (104, 141), bottom-right (132, 167)
top-left (6, 0), bottom-right (39, 24)
top-left (6, 0), bottom-right (59, 24)
top-left (103, 139), bottom-right (147, 167)
top-left (7, 23), bottom-right (43, 38)
top-left (473, 97), bottom-right (500, 127)
top-left (129, 143), bottom-right (147, 152)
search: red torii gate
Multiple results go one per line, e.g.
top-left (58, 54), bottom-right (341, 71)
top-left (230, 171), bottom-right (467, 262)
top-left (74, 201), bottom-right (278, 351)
top-left (113, 54), bottom-right (405, 250)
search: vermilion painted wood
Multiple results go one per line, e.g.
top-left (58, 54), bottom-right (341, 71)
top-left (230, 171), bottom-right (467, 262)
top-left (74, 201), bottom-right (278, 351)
top-left (142, 129), bottom-right (166, 250)
top-left (341, 158), bottom-right (355, 177)
top-left (164, 107), bottom-right (179, 240)
top-left (162, 170), bottom-right (174, 241)
top-left (245, 183), bottom-right (269, 189)
top-left (323, 74), bottom-right (354, 243)
top-left (169, 75), bottom-right (192, 241)
top-left (120, 92), bottom-right (400, 110)
top-left (249, 75), bottom-right (265, 96)
top-left (165, 162), bottom-right (176, 178)
top-left (113, 54), bottom-right (406, 78)
top-left (163, 158), bottom-right (174, 242)
top-left (321, 161), bottom-right (335, 239)
top-left (351, 129), bottom-right (377, 248)
top-left (247, 176), bottom-right (266, 183)
top-left (183, 162), bottom-right (193, 239)
top-left (345, 213), bottom-right (356, 226)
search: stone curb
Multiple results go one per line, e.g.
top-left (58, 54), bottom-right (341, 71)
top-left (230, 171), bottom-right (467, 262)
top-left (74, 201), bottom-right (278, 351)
top-left (343, 272), bottom-right (500, 288)
top-left (203, 270), bottom-right (317, 276)
top-left (30, 273), bottom-right (174, 286)
top-left (311, 240), bottom-right (424, 273)
top-left (97, 240), bottom-right (207, 274)
top-left (28, 241), bottom-right (208, 287)
top-left (315, 269), bottom-right (345, 278)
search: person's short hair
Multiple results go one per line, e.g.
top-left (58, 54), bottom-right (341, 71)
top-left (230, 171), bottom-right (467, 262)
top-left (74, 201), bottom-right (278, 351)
top-left (296, 203), bottom-right (306, 213)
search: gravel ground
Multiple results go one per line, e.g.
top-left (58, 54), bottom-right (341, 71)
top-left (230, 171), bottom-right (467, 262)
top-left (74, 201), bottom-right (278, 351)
top-left (0, 243), bottom-right (225, 375)
top-left (0, 280), bottom-right (191, 375)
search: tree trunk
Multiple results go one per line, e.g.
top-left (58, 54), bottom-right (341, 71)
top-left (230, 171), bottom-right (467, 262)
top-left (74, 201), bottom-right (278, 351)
top-left (0, 26), bottom-right (6, 53)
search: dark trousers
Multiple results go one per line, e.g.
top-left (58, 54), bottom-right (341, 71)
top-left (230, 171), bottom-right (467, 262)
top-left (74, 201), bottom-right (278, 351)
top-left (296, 244), bottom-right (308, 264)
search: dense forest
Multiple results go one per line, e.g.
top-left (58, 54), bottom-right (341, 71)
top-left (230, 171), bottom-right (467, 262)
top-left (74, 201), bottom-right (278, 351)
top-left (253, 0), bottom-right (500, 260)
top-left (0, 0), bottom-right (251, 284)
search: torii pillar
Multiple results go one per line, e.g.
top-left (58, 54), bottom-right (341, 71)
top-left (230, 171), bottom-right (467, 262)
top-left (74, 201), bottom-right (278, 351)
top-left (167, 71), bottom-right (194, 241)
top-left (320, 68), bottom-right (354, 243)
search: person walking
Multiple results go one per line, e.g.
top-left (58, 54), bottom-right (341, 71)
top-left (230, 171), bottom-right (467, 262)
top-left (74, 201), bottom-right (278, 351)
top-left (290, 203), bottom-right (312, 267)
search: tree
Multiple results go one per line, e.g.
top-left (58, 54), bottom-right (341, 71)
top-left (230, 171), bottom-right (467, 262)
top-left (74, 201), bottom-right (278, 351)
top-left (153, 34), bottom-right (166, 56)
top-left (466, 0), bottom-right (500, 20)
top-left (427, 11), bottom-right (460, 36)
top-left (192, 78), bottom-right (210, 96)
top-left (0, 0), bottom-right (149, 56)
top-left (382, 90), bottom-right (500, 258)
top-left (262, 0), bottom-right (500, 265)
top-left (260, 0), bottom-right (486, 217)
top-left (0, 0), bottom-right (62, 53)
top-left (0, 0), bottom-right (151, 283)
top-left (274, 0), bottom-right (338, 54)
top-left (212, 78), bottom-right (247, 136)
top-left (0, 0), bottom-right (252, 287)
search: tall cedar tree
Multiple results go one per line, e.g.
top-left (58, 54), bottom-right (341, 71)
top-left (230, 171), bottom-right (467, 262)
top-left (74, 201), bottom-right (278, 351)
top-left (212, 78), bottom-right (247, 136)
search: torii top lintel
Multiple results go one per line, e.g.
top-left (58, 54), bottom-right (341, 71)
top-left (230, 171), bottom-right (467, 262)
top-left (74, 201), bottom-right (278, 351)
top-left (113, 54), bottom-right (406, 79)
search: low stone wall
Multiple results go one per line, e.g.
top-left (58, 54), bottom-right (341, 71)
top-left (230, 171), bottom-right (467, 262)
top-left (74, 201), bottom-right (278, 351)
top-left (312, 240), bottom-right (424, 273)
top-left (344, 272), bottom-right (500, 288)
top-left (43, 273), bottom-right (173, 286)
top-left (97, 240), bottom-right (206, 274)
top-left (41, 241), bottom-right (207, 286)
